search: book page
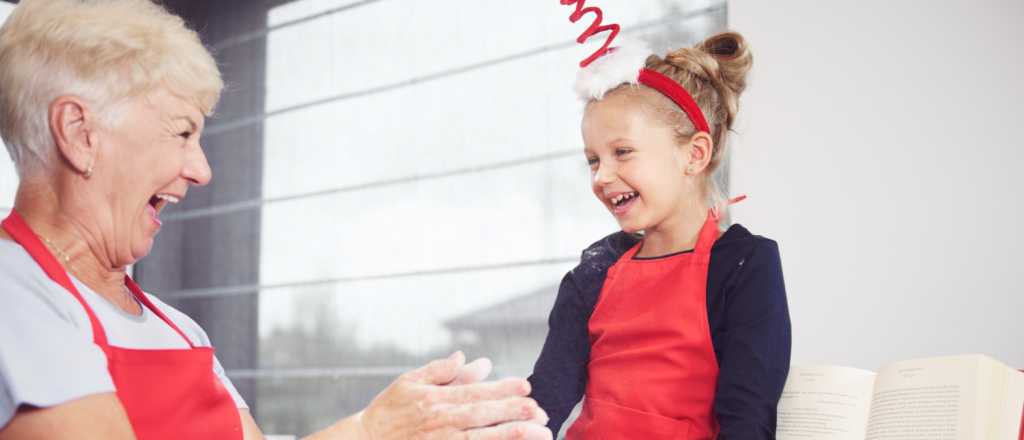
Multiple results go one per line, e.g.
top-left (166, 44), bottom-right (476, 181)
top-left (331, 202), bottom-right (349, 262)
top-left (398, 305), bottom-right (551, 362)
top-left (979, 355), bottom-right (1024, 440)
top-left (865, 355), bottom-right (985, 440)
top-left (777, 365), bottom-right (877, 440)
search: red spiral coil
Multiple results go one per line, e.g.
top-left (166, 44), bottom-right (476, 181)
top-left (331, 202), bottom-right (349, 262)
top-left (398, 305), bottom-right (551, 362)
top-left (560, 0), bottom-right (621, 68)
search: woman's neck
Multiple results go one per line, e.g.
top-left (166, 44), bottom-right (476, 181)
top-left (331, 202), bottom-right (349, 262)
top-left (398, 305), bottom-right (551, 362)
top-left (12, 182), bottom-right (139, 314)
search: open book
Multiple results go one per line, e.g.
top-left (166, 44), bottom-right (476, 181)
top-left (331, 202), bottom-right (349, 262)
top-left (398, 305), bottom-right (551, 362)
top-left (777, 354), bottom-right (1024, 440)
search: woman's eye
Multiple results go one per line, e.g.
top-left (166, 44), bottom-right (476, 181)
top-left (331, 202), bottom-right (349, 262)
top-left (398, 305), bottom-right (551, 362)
top-left (179, 131), bottom-right (193, 139)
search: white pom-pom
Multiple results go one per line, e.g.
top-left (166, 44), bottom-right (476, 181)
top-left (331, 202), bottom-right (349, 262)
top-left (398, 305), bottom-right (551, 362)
top-left (574, 38), bottom-right (652, 101)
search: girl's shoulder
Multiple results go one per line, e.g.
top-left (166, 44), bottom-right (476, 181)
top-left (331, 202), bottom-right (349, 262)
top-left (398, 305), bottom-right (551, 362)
top-left (575, 231), bottom-right (640, 274)
top-left (714, 224), bottom-right (781, 261)
top-left (563, 231), bottom-right (639, 301)
top-left (571, 224), bottom-right (779, 276)
top-left (562, 225), bottom-right (782, 309)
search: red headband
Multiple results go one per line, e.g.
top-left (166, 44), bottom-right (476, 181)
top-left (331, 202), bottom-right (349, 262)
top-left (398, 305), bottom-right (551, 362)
top-left (561, 1), bottom-right (711, 134)
top-left (638, 68), bottom-right (711, 134)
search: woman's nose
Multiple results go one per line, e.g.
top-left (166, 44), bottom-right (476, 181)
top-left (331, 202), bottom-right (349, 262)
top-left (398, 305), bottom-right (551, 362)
top-left (183, 144), bottom-right (213, 186)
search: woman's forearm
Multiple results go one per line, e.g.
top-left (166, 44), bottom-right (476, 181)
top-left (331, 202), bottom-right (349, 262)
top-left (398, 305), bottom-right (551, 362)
top-left (302, 411), bottom-right (368, 440)
top-left (293, 353), bottom-right (548, 440)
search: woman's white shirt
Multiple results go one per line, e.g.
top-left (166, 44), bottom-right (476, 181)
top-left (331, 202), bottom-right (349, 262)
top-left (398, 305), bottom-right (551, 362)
top-left (0, 239), bottom-right (247, 429)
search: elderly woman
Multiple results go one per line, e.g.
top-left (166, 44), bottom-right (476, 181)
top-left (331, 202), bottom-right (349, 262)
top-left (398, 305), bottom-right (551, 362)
top-left (0, 1), bottom-right (550, 439)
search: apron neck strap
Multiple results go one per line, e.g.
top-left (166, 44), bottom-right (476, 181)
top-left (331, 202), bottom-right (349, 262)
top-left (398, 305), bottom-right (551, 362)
top-left (1, 210), bottom-right (110, 346)
top-left (696, 195), bottom-right (747, 255)
top-left (1, 210), bottom-right (196, 349)
top-left (124, 276), bottom-right (197, 349)
top-left (693, 212), bottom-right (721, 255)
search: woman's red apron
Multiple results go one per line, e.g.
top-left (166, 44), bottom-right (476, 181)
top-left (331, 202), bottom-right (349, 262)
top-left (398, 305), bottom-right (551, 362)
top-left (2, 211), bottom-right (242, 440)
top-left (567, 210), bottom-right (723, 439)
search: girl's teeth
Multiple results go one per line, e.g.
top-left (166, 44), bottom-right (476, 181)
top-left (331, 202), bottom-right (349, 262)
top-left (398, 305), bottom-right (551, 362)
top-left (611, 192), bottom-right (637, 206)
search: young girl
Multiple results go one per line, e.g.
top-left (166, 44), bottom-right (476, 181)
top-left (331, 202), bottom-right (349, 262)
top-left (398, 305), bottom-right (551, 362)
top-left (528, 31), bottom-right (792, 439)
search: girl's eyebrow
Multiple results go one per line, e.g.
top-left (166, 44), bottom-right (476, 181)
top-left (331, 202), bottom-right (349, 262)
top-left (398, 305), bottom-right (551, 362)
top-left (605, 137), bottom-right (631, 147)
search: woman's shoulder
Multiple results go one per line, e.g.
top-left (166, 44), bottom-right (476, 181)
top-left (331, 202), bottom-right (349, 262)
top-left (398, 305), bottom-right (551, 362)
top-left (0, 241), bottom-right (115, 417)
top-left (0, 239), bottom-right (80, 314)
top-left (0, 238), bottom-right (47, 281)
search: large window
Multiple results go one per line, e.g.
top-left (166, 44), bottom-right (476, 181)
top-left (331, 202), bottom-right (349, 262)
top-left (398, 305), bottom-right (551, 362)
top-left (249, 2), bottom-right (726, 435)
top-left (3, 1), bottom-right (726, 437)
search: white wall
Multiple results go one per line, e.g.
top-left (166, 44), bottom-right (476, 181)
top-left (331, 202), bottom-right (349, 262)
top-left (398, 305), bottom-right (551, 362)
top-left (728, 0), bottom-right (1024, 370)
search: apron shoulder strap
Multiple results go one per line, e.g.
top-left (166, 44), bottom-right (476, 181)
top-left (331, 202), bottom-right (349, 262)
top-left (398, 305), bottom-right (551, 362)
top-left (697, 195), bottom-right (748, 255)
top-left (1, 211), bottom-right (110, 346)
top-left (124, 276), bottom-right (198, 349)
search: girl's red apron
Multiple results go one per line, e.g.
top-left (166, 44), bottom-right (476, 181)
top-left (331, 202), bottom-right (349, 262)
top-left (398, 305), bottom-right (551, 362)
top-left (567, 210), bottom-right (723, 439)
top-left (2, 211), bottom-right (242, 439)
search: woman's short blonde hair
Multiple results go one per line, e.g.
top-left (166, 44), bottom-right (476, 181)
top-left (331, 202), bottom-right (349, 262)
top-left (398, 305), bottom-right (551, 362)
top-left (0, 0), bottom-right (224, 176)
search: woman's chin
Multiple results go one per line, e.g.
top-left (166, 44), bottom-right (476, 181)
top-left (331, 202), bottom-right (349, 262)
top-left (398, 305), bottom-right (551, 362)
top-left (130, 236), bottom-right (156, 263)
top-left (134, 214), bottom-right (162, 256)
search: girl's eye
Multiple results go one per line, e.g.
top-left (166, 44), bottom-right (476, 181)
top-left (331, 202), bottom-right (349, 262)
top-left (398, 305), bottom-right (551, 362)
top-left (586, 157), bottom-right (599, 166)
top-left (615, 147), bottom-right (632, 157)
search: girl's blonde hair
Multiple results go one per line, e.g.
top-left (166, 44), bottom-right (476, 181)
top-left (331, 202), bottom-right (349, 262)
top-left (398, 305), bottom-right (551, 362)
top-left (602, 31), bottom-right (752, 210)
top-left (0, 0), bottom-right (224, 177)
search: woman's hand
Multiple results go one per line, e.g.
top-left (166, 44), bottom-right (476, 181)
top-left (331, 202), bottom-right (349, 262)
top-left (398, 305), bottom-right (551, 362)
top-left (359, 352), bottom-right (551, 440)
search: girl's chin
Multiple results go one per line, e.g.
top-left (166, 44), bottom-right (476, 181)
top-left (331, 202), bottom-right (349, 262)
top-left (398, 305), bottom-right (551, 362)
top-left (616, 221), bottom-right (648, 234)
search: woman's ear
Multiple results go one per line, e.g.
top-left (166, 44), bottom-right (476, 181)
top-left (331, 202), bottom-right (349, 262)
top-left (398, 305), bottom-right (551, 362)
top-left (685, 132), bottom-right (714, 175)
top-left (49, 95), bottom-right (98, 176)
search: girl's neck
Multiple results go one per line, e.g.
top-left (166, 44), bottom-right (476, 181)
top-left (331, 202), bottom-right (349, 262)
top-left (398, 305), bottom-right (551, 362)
top-left (636, 199), bottom-right (711, 258)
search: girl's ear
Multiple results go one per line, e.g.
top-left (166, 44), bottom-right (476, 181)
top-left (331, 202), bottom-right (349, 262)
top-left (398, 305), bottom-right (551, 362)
top-left (684, 132), bottom-right (714, 175)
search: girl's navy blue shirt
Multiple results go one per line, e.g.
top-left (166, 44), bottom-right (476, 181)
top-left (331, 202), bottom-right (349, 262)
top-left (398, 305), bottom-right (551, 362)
top-left (528, 224), bottom-right (792, 438)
